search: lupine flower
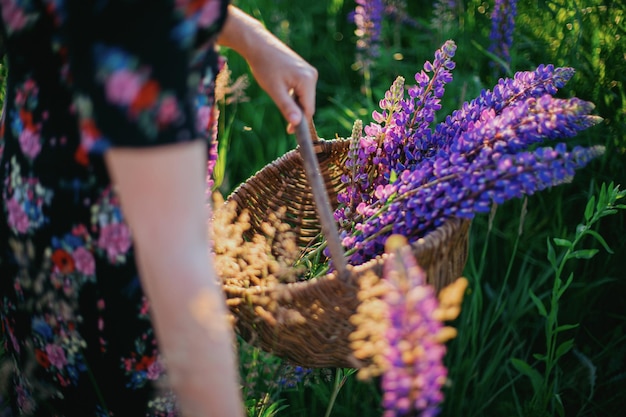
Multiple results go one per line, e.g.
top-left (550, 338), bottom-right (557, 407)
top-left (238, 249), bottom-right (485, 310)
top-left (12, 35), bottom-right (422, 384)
top-left (383, 0), bottom-right (417, 27)
top-left (352, 0), bottom-right (385, 73)
top-left (381, 235), bottom-right (447, 417)
top-left (277, 365), bottom-right (314, 388)
top-left (431, 0), bottom-right (461, 32)
top-left (334, 41), bottom-right (604, 266)
top-left (488, 0), bottom-right (518, 73)
top-left (347, 235), bottom-right (467, 416)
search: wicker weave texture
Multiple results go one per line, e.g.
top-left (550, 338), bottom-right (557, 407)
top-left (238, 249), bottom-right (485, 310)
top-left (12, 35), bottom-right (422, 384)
top-left (223, 139), bottom-right (470, 367)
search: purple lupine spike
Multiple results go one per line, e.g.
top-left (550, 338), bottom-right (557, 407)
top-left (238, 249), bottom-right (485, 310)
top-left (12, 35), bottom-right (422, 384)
top-left (334, 41), bottom-right (603, 267)
top-left (374, 41), bottom-right (456, 183)
top-left (341, 93), bottom-right (603, 265)
top-left (448, 95), bottom-right (601, 156)
top-left (488, 0), bottom-right (517, 73)
top-left (337, 40), bottom-right (457, 232)
top-left (383, 0), bottom-right (417, 27)
top-left (353, 0), bottom-right (385, 73)
top-left (381, 236), bottom-right (448, 417)
top-left (205, 108), bottom-right (219, 193)
top-left (344, 143), bottom-right (603, 264)
top-left (336, 120), bottom-right (367, 228)
top-left (431, 0), bottom-right (461, 31)
top-left (432, 65), bottom-right (576, 153)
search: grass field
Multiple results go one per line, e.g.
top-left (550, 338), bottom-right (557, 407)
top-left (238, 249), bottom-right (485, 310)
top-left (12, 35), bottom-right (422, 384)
top-left (217, 1), bottom-right (626, 416)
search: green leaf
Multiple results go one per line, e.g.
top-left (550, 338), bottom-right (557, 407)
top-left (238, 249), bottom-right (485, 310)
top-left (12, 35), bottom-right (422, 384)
top-left (533, 353), bottom-right (548, 361)
top-left (546, 238), bottom-right (557, 270)
top-left (553, 238), bottom-right (572, 248)
top-left (584, 195), bottom-right (596, 222)
top-left (555, 323), bottom-right (579, 333)
top-left (597, 209), bottom-right (618, 218)
top-left (555, 393), bottom-right (566, 417)
top-left (529, 290), bottom-right (548, 317)
top-left (598, 183), bottom-right (608, 210)
top-left (567, 249), bottom-right (599, 260)
top-left (511, 358), bottom-right (544, 396)
top-left (555, 338), bottom-right (575, 359)
top-left (585, 229), bottom-right (614, 254)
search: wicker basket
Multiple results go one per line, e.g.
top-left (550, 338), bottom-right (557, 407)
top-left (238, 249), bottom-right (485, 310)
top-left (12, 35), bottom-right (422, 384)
top-left (221, 129), bottom-right (471, 368)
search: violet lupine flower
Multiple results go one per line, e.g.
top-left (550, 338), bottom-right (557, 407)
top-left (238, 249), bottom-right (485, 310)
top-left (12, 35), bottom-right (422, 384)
top-left (206, 118), bottom-right (219, 191)
top-left (381, 235), bottom-right (448, 417)
top-left (488, 0), bottom-right (517, 72)
top-left (431, 0), bottom-right (461, 31)
top-left (368, 40), bottom-right (455, 186)
top-left (337, 120), bottom-right (366, 226)
top-left (346, 102), bottom-right (603, 264)
top-left (334, 41), bottom-right (604, 266)
top-left (432, 64), bottom-right (576, 154)
top-left (352, 0), bottom-right (385, 72)
top-left (383, 0), bottom-right (417, 27)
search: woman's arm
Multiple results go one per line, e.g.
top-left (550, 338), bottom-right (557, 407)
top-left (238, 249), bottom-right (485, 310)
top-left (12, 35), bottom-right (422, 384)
top-left (105, 141), bottom-right (244, 417)
top-left (217, 5), bottom-right (318, 133)
top-left (102, 7), bottom-right (318, 416)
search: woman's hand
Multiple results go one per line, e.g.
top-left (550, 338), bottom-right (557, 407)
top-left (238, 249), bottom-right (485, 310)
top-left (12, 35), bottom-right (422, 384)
top-left (217, 6), bottom-right (318, 133)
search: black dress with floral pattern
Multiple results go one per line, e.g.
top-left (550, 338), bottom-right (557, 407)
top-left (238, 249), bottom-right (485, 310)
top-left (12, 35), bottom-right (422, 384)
top-left (0, 1), bottom-right (228, 415)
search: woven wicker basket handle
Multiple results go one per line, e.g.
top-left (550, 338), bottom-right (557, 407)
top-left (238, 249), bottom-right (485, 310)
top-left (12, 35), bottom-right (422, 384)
top-left (294, 118), bottom-right (349, 280)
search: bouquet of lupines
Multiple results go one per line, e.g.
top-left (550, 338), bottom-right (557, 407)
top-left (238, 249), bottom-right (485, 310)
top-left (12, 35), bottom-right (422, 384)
top-left (333, 40), bottom-right (603, 266)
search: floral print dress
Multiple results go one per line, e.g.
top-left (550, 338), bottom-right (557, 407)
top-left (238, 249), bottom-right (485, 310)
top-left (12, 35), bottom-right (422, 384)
top-left (0, 1), bottom-right (229, 415)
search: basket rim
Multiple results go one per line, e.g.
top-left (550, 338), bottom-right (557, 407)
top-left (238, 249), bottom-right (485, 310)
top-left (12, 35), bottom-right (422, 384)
top-left (220, 216), bottom-right (470, 296)
top-left (222, 136), bottom-right (470, 294)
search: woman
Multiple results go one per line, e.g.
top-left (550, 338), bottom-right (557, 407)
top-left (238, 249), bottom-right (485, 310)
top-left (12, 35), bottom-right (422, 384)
top-left (0, 1), bottom-right (317, 416)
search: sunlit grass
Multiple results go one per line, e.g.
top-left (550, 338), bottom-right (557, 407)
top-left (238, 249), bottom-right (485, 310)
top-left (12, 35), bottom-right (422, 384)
top-left (221, 1), bottom-right (625, 416)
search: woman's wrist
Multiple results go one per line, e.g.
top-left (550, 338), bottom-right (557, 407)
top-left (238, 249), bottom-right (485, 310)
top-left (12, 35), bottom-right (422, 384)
top-left (217, 6), bottom-right (268, 60)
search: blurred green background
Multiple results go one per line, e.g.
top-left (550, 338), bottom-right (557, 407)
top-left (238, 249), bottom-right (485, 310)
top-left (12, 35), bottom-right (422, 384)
top-left (218, 1), bottom-right (626, 416)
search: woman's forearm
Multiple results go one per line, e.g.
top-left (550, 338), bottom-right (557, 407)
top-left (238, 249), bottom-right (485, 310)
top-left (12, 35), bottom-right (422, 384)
top-left (105, 142), bottom-right (244, 417)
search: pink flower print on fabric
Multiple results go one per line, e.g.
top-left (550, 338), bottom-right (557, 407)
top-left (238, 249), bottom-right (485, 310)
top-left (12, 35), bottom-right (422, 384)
top-left (157, 95), bottom-right (181, 127)
top-left (72, 246), bottom-right (96, 275)
top-left (139, 296), bottom-right (150, 317)
top-left (97, 222), bottom-right (132, 262)
top-left (4, 322), bottom-right (21, 354)
top-left (105, 69), bottom-right (143, 106)
top-left (6, 198), bottom-right (29, 233)
top-left (0, 0), bottom-right (31, 33)
top-left (196, 105), bottom-right (212, 132)
top-left (18, 128), bottom-right (42, 159)
top-left (15, 378), bottom-right (35, 414)
top-left (45, 344), bottom-right (67, 369)
top-left (4, 159), bottom-right (53, 234)
top-left (197, 0), bottom-right (221, 27)
top-left (147, 358), bottom-right (165, 381)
